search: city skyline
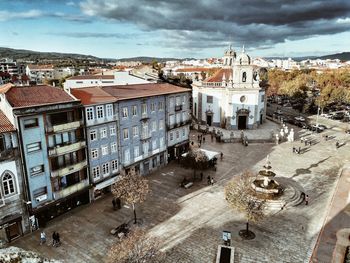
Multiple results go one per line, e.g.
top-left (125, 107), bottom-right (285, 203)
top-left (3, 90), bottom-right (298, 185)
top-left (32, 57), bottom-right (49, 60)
top-left (1, 0), bottom-right (350, 59)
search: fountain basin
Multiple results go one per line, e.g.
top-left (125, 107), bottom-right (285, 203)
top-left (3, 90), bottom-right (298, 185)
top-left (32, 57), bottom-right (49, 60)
top-left (251, 179), bottom-right (281, 195)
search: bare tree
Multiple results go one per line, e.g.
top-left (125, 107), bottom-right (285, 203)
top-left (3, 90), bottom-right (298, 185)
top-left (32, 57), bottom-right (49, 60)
top-left (107, 228), bottom-right (164, 263)
top-left (112, 168), bottom-right (150, 224)
top-left (225, 171), bottom-right (265, 239)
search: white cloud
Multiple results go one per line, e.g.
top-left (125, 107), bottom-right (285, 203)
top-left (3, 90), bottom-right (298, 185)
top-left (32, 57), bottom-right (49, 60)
top-left (0, 9), bottom-right (43, 21)
top-left (66, 1), bottom-right (76, 6)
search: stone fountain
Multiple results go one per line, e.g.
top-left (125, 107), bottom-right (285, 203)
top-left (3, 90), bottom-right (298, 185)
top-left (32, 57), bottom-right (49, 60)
top-left (251, 155), bottom-right (282, 195)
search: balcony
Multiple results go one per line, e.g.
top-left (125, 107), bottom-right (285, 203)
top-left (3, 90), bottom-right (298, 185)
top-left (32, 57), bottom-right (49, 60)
top-left (140, 133), bottom-right (151, 140)
top-left (47, 120), bottom-right (83, 133)
top-left (140, 114), bottom-right (149, 121)
top-left (53, 179), bottom-right (89, 199)
top-left (134, 155), bottom-right (143, 162)
top-left (51, 160), bottom-right (87, 178)
top-left (175, 105), bottom-right (183, 111)
top-left (152, 148), bottom-right (160, 155)
top-left (0, 149), bottom-right (17, 161)
top-left (48, 141), bottom-right (86, 157)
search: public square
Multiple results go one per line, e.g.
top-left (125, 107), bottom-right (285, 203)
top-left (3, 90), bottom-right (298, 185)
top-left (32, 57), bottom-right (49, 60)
top-left (12, 121), bottom-right (350, 263)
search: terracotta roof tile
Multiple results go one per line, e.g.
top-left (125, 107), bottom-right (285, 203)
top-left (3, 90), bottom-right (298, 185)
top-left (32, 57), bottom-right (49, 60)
top-left (205, 68), bottom-right (232, 82)
top-left (0, 110), bottom-right (15, 133)
top-left (6, 85), bottom-right (75, 108)
top-left (71, 87), bottom-right (117, 105)
top-left (175, 67), bottom-right (211, 73)
top-left (67, 75), bottom-right (115, 80)
top-left (0, 83), bottom-right (14, 94)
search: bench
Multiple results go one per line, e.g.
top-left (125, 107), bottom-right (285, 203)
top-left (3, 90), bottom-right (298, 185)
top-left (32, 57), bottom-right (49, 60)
top-left (184, 182), bottom-right (193, 189)
top-left (110, 223), bottom-right (129, 237)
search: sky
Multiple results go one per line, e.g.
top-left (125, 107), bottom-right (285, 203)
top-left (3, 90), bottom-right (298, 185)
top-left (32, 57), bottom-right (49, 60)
top-left (1, 0), bottom-right (350, 59)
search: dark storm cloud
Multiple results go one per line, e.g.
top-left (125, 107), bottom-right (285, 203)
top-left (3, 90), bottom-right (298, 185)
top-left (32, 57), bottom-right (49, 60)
top-left (80, 0), bottom-right (350, 49)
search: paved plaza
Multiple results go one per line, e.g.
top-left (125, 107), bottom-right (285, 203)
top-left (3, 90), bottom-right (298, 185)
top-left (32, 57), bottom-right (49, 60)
top-left (11, 123), bottom-right (350, 263)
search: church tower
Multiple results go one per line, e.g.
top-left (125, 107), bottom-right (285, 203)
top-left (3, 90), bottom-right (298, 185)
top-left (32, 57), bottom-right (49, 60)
top-left (222, 44), bottom-right (236, 67)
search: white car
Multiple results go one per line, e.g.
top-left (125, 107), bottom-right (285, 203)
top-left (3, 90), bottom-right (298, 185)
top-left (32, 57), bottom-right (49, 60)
top-left (320, 113), bottom-right (332, 118)
top-left (294, 116), bottom-right (305, 122)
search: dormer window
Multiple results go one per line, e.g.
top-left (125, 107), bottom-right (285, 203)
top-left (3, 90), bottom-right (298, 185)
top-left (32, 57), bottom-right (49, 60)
top-left (242, 72), bottom-right (247, 82)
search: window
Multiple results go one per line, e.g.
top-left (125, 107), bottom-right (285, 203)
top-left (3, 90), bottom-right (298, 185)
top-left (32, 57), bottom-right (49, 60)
top-left (169, 97), bottom-right (174, 109)
top-left (33, 187), bottom-right (47, 200)
top-left (142, 142), bottom-right (149, 154)
top-left (106, 104), bottom-right (113, 118)
top-left (24, 118), bottom-right (39, 128)
top-left (176, 96), bottom-right (181, 106)
top-left (261, 94), bottom-right (265, 103)
top-left (207, 96), bottom-right (213, 103)
top-left (101, 145), bottom-right (109, 156)
top-left (150, 102), bottom-right (155, 112)
top-left (158, 101), bottom-right (164, 111)
top-left (170, 132), bottom-right (174, 141)
top-left (160, 137), bottom-right (164, 148)
top-left (86, 107), bottom-right (94, 121)
top-left (182, 112), bottom-right (187, 122)
top-left (242, 72), bottom-right (247, 82)
top-left (2, 173), bottom-right (15, 196)
top-left (100, 128), bottom-right (107, 138)
top-left (90, 130), bottom-right (97, 141)
top-left (176, 131), bottom-right (180, 139)
top-left (152, 121), bottom-right (157, 132)
top-left (111, 160), bottom-right (118, 172)
top-left (30, 165), bottom-right (44, 176)
top-left (159, 119), bottom-right (164, 130)
top-left (102, 163), bottom-right (109, 175)
top-left (122, 107), bottom-right (128, 118)
top-left (182, 128), bottom-right (186, 137)
top-left (132, 105), bottom-right (137, 116)
top-left (0, 135), bottom-right (5, 151)
top-left (110, 126), bottom-right (116, 136)
top-left (124, 149), bottom-right (130, 163)
top-left (123, 128), bottom-right (129, 140)
top-left (141, 103), bottom-right (147, 115)
top-left (92, 166), bottom-right (100, 179)
top-left (27, 142), bottom-right (41, 153)
top-left (111, 142), bottom-right (117, 153)
top-left (182, 95), bottom-right (186, 105)
top-left (91, 149), bottom-right (98, 159)
top-left (96, 106), bottom-right (104, 119)
top-left (134, 146), bottom-right (139, 157)
top-left (142, 123), bottom-right (148, 138)
top-left (132, 126), bottom-right (139, 137)
top-left (169, 115), bottom-right (175, 125)
top-left (152, 139), bottom-right (157, 150)
top-left (176, 113), bottom-right (181, 123)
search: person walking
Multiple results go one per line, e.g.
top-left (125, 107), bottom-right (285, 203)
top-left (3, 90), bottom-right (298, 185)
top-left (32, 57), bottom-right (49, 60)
top-left (336, 141), bottom-right (340, 148)
top-left (116, 198), bottom-right (121, 209)
top-left (56, 232), bottom-right (60, 246)
top-left (211, 177), bottom-right (214, 186)
top-left (203, 136), bottom-right (205, 143)
top-left (40, 231), bottom-right (46, 245)
top-left (305, 195), bottom-right (309, 205)
top-left (298, 147), bottom-right (301, 154)
top-left (200, 172), bottom-right (203, 181)
top-left (293, 146), bottom-right (295, 153)
top-left (207, 175), bottom-right (211, 185)
top-left (112, 198), bottom-right (116, 210)
top-left (52, 231), bottom-right (56, 247)
top-left (211, 133), bottom-right (214, 142)
top-left (220, 152), bottom-right (223, 160)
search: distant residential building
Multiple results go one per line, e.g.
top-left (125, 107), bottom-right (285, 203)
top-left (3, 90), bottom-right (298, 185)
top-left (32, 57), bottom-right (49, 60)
top-left (53, 67), bottom-right (75, 80)
top-left (25, 64), bottom-right (54, 84)
top-left (0, 59), bottom-right (19, 76)
top-left (0, 85), bottom-right (89, 227)
top-left (0, 110), bottom-right (28, 243)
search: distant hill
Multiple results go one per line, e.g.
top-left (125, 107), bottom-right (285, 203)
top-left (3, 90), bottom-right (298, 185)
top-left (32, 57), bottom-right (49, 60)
top-left (0, 47), bottom-right (107, 62)
top-left (316, 52), bottom-right (350, 61)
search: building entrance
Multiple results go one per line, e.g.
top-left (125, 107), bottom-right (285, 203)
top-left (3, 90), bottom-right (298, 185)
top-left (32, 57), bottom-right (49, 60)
top-left (206, 115), bottom-right (212, 126)
top-left (238, 116), bottom-right (247, 130)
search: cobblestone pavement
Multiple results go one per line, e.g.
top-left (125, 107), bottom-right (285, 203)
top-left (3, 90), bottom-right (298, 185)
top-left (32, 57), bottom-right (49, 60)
top-left (12, 127), bottom-right (350, 263)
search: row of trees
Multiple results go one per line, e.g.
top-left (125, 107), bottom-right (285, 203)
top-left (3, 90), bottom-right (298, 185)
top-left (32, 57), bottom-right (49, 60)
top-left (267, 68), bottom-right (350, 107)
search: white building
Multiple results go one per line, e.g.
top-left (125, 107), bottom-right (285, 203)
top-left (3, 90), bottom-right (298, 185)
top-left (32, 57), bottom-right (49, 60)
top-left (25, 65), bottom-right (54, 83)
top-left (192, 46), bottom-right (266, 130)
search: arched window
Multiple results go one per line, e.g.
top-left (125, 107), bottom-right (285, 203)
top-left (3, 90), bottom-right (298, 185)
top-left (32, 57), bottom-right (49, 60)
top-left (242, 72), bottom-right (247, 82)
top-left (2, 172), bottom-right (16, 196)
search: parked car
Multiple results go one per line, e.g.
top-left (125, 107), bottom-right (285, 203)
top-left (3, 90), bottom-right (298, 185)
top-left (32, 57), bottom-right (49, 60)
top-left (294, 116), bottom-right (305, 122)
top-left (274, 109), bottom-right (283, 115)
top-left (309, 125), bottom-right (325, 133)
top-left (320, 113), bottom-right (333, 118)
top-left (331, 112), bottom-right (345, 120)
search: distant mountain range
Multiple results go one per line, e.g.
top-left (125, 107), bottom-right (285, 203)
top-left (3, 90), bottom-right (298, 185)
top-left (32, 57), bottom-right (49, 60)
top-left (0, 47), bottom-right (349, 63)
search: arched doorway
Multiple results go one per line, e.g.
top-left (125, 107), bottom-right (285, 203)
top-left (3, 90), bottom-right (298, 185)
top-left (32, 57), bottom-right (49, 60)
top-left (205, 110), bottom-right (213, 126)
top-left (237, 109), bottom-right (249, 130)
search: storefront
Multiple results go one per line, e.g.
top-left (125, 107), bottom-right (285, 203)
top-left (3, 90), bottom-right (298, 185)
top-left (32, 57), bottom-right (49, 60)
top-left (0, 214), bottom-right (23, 242)
top-left (168, 140), bottom-right (189, 161)
top-left (93, 176), bottom-right (120, 199)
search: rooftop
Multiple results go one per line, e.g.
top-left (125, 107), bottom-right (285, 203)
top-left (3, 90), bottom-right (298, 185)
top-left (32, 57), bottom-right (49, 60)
top-left (175, 67), bottom-right (212, 73)
top-left (27, 64), bottom-right (54, 70)
top-left (204, 68), bottom-right (232, 82)
top-left (67, 75), bottom-right (115, 80)
top-left (71, 83), bottom-right (191, 104)
top-left (6, 85), bottom-right (76, 108)
top-left (0, 110), bottom-right (15, 133)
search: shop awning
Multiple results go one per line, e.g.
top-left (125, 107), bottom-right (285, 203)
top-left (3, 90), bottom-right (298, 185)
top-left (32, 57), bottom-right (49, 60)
top-left (95, 176), bottom-right (120, 191)
top-left (181, 149), bottom-right (220, 161)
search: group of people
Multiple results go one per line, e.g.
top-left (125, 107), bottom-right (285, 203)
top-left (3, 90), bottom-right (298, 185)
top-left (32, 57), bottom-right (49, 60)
top-left (112, 197), bottom-right (122, 210)
top-left (197, 134), bottom-right (205, 147)
top-left (207, 175), bottom-right (215, 186)
top-left (40, 230), bottom-right (60, 247)
top-left (292, 146), bottom-right (302, 154)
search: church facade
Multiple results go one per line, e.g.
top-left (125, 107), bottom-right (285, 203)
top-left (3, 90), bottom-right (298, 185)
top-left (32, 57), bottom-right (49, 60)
top-left (192, 46), bottom-right (266, 130)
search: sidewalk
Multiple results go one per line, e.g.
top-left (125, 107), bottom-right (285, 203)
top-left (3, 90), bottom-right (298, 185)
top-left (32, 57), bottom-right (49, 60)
top-left (311, 164), bottom-right (350, 263)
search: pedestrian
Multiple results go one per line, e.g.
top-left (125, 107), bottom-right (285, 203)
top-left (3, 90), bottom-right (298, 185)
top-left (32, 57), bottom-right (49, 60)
top-left (305, 194), bottom-right (309, 205)
top-left (304, 140), bottom-right (307, 146)
top-left (301, 192), bottom-right (305, 201)
top-left (52, 231), bottom-right (56, 247)
top-left (301, 137), bottom-right (304, 143)
top-left (298, 147), bottom-right (301, 154)
top-left (220, 152), bottom-right (223, 160)
top-left (211, 133), bottom-right (214, 142)
top-left (40, 230), bottom-right (46, 245)
top-left (197, 134), bottom-right (200, 142)
top-left (200, 172), bottom-right (203, 181)
top-left (203, 136), bottom-right (205, 143)
top-left (325, 135), bottom-right (328, 141)
top-left (336, 141), bottom-right (340, 148)
top-left (211, 177), bottom-right (214, 186)
top-left (292, 146), bottom-right (295, 153)
top-left (112, 198), bottom-right (116, 210)
top-left (56, 232), bottom-right (60, 246)
top-left (116, 198), bottom-right (121, 209)
top-left (207, 175), bottom-right (211, 185)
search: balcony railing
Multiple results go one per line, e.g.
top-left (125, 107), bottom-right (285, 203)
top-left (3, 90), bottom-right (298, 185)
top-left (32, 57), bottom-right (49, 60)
top-left (48, 141), bottom-right (86, 157)
top-left (175, 105), bottom-right (183, 111)
top-left (140, 113), bottom-right (149, 121)
top-left (53, 179), bottom-right (89, 199)
top-left (47, 120), bottom-right (83, 133)
top-left (134, 155), bottom-right (143, 162)
top-left (140, 133), bottom-right (151, 140)
top-left (152, 148), bottom-right (159, 155)
top-left (51, 160), bottom-right (87, 178)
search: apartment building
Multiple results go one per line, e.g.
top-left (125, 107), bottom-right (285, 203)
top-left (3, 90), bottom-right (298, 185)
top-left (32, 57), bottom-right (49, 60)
top-left (25, 65), bottom-right (54, 84)
top-left (0, 85), bottom-right (89, 227)
top-left (71, 88), bottom-right (120, 199)
top-left (0, 110), bottom-right (28, 243)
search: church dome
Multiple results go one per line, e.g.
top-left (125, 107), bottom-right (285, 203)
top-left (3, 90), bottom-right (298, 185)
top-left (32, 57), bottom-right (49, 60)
top-left (224, 45), bottom-right (236, 57)
top-left (236, 49), bottom-right (251, 65)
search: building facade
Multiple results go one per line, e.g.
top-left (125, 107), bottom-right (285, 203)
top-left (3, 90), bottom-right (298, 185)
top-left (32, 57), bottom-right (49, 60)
top-left (0, 85), bottom-right (89, 227)
top-left (0, 110), bottom-right (28, 244)
top-left (192, 47), bottom-right (266, 130)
